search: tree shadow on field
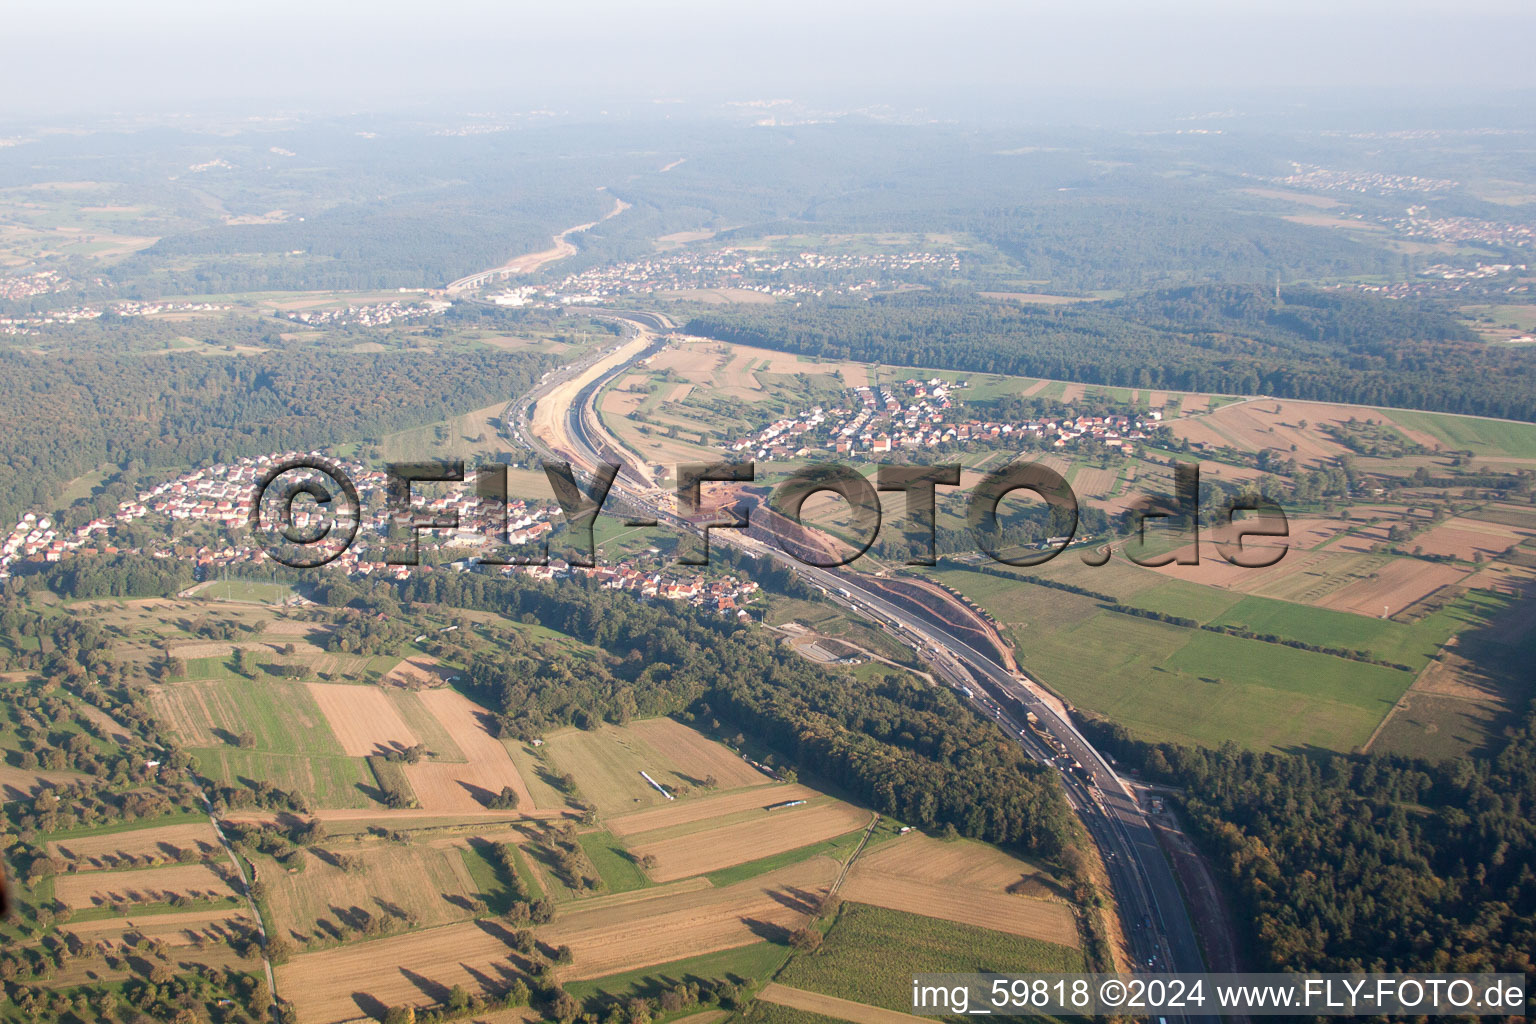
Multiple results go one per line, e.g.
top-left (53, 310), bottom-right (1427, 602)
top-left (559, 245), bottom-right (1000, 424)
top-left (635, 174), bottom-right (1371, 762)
top-left (741, 917), bottom-right (792, 943)
top-left (458, 780), bottom-right (499, 807)
top-left (463, 960), bottom-right (520, 997)
top-left (373, 896), bottom-right (409, 921)
top-left (400, 966), bottom-right (451, 1005)
top-left (356, 780), bottom-right (391, 805)
top-left (777, 886), bottom-right (824, 914)
top-left (349, 992), bottom-right (388, 1022)
top-left (310, 847), bottom-right (344, 869)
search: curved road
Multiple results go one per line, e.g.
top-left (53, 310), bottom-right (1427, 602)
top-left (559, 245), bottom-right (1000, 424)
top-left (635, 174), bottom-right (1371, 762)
top-left (515, 311), bottom-right (1217, 1020)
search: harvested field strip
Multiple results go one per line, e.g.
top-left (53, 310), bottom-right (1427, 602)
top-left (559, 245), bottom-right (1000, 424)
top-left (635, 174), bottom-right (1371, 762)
top-left (630, 802), bottom-right (871, 882)
top-left (608, 785), bottom-right (820, 837)
top-left (261, 845), bottom-right (481, 942)
top-left (279, 858), bottom-right (835, 1024)
top-left (0, 765), bottom-right (84, 799)
top-left (402, 689), bottom-right (534, 813)
top-left (53, 863), bottom-right (236, 909)
top-left (278, 921), bottom-right (533, 1024)
top-left (619, 795), bottom-right (837, 845)
top-left (64, 906), bottom-right (256, 945)
top-left (307, 683), bottom-right (420, 757)
top-left (849, 832), bottom-right (1055, 892)
top-left (542, 724), bottom-right (689, 814)
top-left (50, 822), bottom-right (222, 869)
top-left (839, 832), bottom-right (1077, 945)
top-left (506, 740), bottom-right (572, 809)
top-left (758, 985), bottom-right (929, 1024)
top-left (556, 876), bottom-right (712, 913)
top-left (544, 857), bottom-right (836, 980)
top-left (838, 879), bottom-right (1077, 946)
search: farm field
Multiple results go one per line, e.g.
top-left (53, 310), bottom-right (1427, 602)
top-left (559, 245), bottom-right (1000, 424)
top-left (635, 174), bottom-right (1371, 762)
top-left (774, 903), bottom-right (1084, 1015)
top-left (149, 679), bottom-right (346, 755)
top-left (194, 748), bottom-right (380, 809)
top-left (542, 856), bottom-right (837, 979)
top-left (62, 905), bottom-right (257, 949)
top-left (307, 682), bottom-right (421, 757)
top-left (933, 568), bottom-right (1418, 752)
top-left (258, 843), bottom-right (483, 943)
top-left (48, 820), bottom-right (222, 869)
top-left (738, 1001), bottom-right (846, 1024)
top-left (838, 833), bottom-right (1077, 946)
top-left (627, 800), bottom-right (871, 882)
top-left (607, 784), bottom-right (820, 837)
top-left (562, 942), bottom-right (787, 1007)
top-left (0, 764), bottom-right (84, 799)
top-left (624, 716), bottom-right (774, 790)
top-left (541, 721), bottom-right (712, 815)
top-left (1370, 587), bottom-right (1536, 759)
top-left (401, 688), bottom-right (536, 812)
top-left (52, 862), bottom-right (237, 910)
top-left (148, 671), bottom-right (382, 807)
top-left (757, 985), bottom-right (928, 1024)
top-left (279, 855), bottom-right (838, 1024)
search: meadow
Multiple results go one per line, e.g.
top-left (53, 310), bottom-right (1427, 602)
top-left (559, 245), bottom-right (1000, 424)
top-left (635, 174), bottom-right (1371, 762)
top-left (775, 903), bottom-right (1083, 1015)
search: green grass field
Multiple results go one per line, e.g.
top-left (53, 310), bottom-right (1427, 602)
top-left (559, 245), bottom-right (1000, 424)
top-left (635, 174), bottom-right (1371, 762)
top-left (564, 941), bottom-right (790, 1006)
top-left (1031, 609), bottom-right (1411, 752)
top-left (459, 841), bottom-right (516, 912)
top-left (577, 830), bottom-right (652, 893)
top-left (198, 579), bottom-right (296, 603)
top-left (542, 725), bottom-right (693, 815)
top-left (155, 679), bottom-right (347, 756)
top-left (1208, 592), bottom-right (1474, 669)
top-left (775, 903), bottom-right (1083, 1014)
top-left (191, 748), bottom-right (378, 808)
top-left (1386, 409), bottom-right (1536, 458)
top-left (1121, 577), bottom-right (1244, 624)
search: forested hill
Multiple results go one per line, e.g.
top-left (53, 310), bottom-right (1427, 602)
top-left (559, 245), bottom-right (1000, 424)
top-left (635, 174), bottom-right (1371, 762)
top-left (0, 342), bottom-right (555, 527)
top-left (1111, 284), bottom-right (1479, 347)
top-left (1084, 705), bottom-right (1536, 978)
top-left (686, 288), bottom-right (1536, 422)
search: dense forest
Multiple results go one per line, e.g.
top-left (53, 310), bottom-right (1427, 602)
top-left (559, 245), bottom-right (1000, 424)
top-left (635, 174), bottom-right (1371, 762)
top-left (0, 341), bottom-right (555, 526)
top-left (111, 186), bottom-right (610, 294)
top-left (686, 286), bottom-right (1536, 422)
top-left (1083, 710), bottom-right (1536, 978)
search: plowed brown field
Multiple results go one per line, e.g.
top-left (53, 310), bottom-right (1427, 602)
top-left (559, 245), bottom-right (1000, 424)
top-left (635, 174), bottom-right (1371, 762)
top-left (629, 802), bottom-right (870, 882)
top-left (307, 683), bottom-right (420, 756)
top-left (402, 689), bottom-right (534, 812)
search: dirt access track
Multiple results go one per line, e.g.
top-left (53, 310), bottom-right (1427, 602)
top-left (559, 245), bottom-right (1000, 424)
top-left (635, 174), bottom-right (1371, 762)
top-left (531, 334), bottom-right (653, 476)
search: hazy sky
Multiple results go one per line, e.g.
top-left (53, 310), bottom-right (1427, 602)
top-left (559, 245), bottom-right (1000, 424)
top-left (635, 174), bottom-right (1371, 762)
top-left (6, 0), bottom-right (1536, 119)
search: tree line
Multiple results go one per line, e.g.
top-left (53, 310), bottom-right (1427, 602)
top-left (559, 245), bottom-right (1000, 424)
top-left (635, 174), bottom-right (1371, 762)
top-left (685, 286), bottom-right (1536, 422)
